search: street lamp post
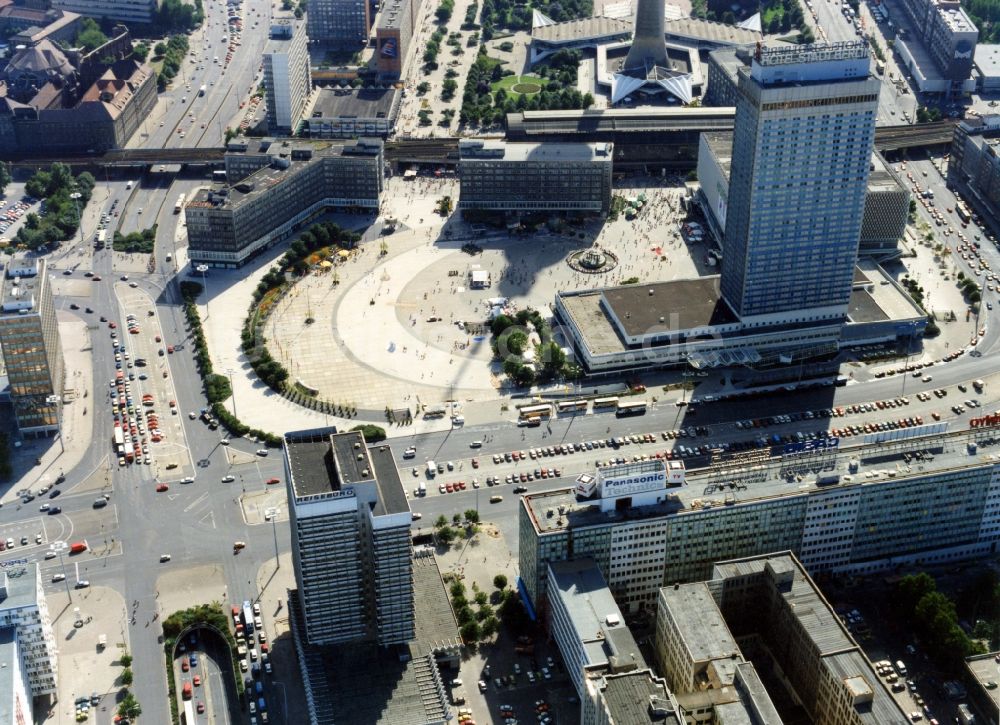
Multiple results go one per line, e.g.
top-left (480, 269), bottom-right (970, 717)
top-left (197, 264), bottom-right (210, 320)
top-left (52, 541), bottom-right (72, 602)
top-left (265, 508), bottom-right (280, 569)
top-left (69, 192), bottom-right (84, 246)
top-left (46, 394), bottom-right (63, 454)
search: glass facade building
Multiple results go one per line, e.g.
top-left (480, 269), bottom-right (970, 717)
top-left (721, 42), bottom-right (881, 322)
top-left (0, 258), bottom-right (64, 435)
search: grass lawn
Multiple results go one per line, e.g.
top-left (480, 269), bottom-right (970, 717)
top-left (491, 74), bottom-right (543, 98)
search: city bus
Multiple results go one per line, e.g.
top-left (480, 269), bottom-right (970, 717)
top-left (95, 230), bottom-right (107, 248)
top-left (184, 700), bottom-right (198, 724)
top-left (174, 194), bottom-right (186, 214)
top-left (518, 403), bottom-right (553, 420)
top-left (957, 203), bottom-right (972, 223)
top-left (615, 400), bottom-right (648, 417)
top-left (557, 400), bottom-right (588, 414)
top-left (593, 397), bottom-right (620, 409)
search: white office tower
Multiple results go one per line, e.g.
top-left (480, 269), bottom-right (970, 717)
top-left (263, 14), bottom-right (312, 134)
top-left (285, 428), bottom-right (415, 646)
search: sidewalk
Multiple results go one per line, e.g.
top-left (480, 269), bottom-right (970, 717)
top-left (4, 314), bottom-right (96, 503)
top-left (43, 586), bottom-right (129, 725)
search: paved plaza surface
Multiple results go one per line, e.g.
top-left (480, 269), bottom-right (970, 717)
top-left (44, 587), bottom-right (129, 725)
top-left (265, 178), bottom-right (697, 411)
top-left (195, 169), bottom-right (989, 436)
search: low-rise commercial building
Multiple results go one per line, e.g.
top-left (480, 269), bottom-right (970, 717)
top-left (285, 428), bottom-right (414, 647)
top-left (0, 563), bottom-right (58, 697)
top-left (458, 139), bottom-right (613, 216)
top-left (301, 87), bottom-right (400, 139)
top-left (656, 553), bottom-right (909, 723)
top-left (519, 424), bottom-right (1000, 615)
top-left (0, 4), bottom-right (80, 46)
top-left (186, 137), bottom-right (384, 267)
top-left (0, 258), bottom-right (63, 436)
top-left (263, 13), bottom-right (311, 135)
top-left (50, 0), bottom-right (157, 25)
top-left (0, 29), bottom-right (156, 154)
top-left (948, 115), bottom-right (1000, 235)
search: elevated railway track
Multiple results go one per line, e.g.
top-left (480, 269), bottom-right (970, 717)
top-left (5, 120), bottom-right (954, 172)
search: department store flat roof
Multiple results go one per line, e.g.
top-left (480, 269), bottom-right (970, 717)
top-left (525, 423), bottom-right (997, 533)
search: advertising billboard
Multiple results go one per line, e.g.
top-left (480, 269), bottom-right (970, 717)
top-left (599, 461), bottom-right (667, 499)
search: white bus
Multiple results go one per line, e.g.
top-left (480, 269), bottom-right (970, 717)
top-left (518, 403), bottom-right (553, 420)
top-left (184, 700), bottom-right (197, 724)
top-left (95, 230), bottom-right (107, 247)
top-left (557, 400), bottom-right (588, 414)
top-left (174, 194), bottom-right (186, 214)
top-left (593, 397), bottom-right (620, 409)
top-left (615, 400), bottom-right (648, 417)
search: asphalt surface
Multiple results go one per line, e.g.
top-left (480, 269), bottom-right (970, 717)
top-left (17, 3), bottom-right (1000, 724)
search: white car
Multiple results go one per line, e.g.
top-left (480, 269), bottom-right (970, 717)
top-left (256, 449), bottom-right (269, 456)
top-left (189, 411), bottom-right (197, 419)
top-left (160, 554), bottom-right (171, 562)
top-left (52, 573), bottom-right (65, 583)
top-left (44, 551), bottom-right (57, 560)
top-left (39, 503), bottom-right (50, 511)
top-left (221, 475), bottom-right (235, 483)
top-left (180, 476), bottom-right (195, 484)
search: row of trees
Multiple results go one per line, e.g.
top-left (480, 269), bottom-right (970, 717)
top-left (179, 281), bottom-right (282, 447)
top-left (241, 221), bottom-right (361, 398)
top-left (16, 163), bottom-right (95, 250)
top-left (156, 35), bottom-right (191, 92)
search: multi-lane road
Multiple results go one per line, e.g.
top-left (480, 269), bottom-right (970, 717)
top-left (21, 1), bottom-right (1000, 723)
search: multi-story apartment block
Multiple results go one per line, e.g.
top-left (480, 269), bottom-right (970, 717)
top-left (0, 627), bottom-right (32, 725)
top-left (458, 139), bottom-right (614, 216)
top-left (285, 428), bottom-right (414, 647)
top-left (546, 558), bottom-right (686, 725)
top-left (0, 258), bottom-right (64, 436)
top-left (307, 0), bottom-right (371, 47)
top-left (186, 137), bottom-right (384, 267)
top-left (895, 0), bottom-right (978, 97)
top-left (656, 553), bottom-right (909, 724)
top-left (948, 116), bottom-right (1000, 233)
top-left (721, 41), bottom-right (880, 324)
top-left (49, 0), bottom-right (157, 24)
top-left (697, 132), bottom-right (910, 258)
top-left (519, 425), bottom-right (1000, 615)
top-left (0, 564), bottom-right (58, 697)
top-left (374, 0), bottom-right (423, 78)
top-left (263, 14), bottom-right (312, 134)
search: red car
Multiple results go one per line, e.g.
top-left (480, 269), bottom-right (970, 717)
top-left (155, 335), bottom-right (162, 343)
top-left (193, 675), bottom-right (201, 687)
top-left (197, 703), bottom-right (205, 714)
top-left (156, 483), bottom-right (169, 492)
top-left (182, 660), bottom-right (189, 672)
top-left (266, 477), bottom-right (280, 485)
top-left (108, 322), bottom-right (116, 329)
top-left (167, 345), bottom-right (175, 354)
